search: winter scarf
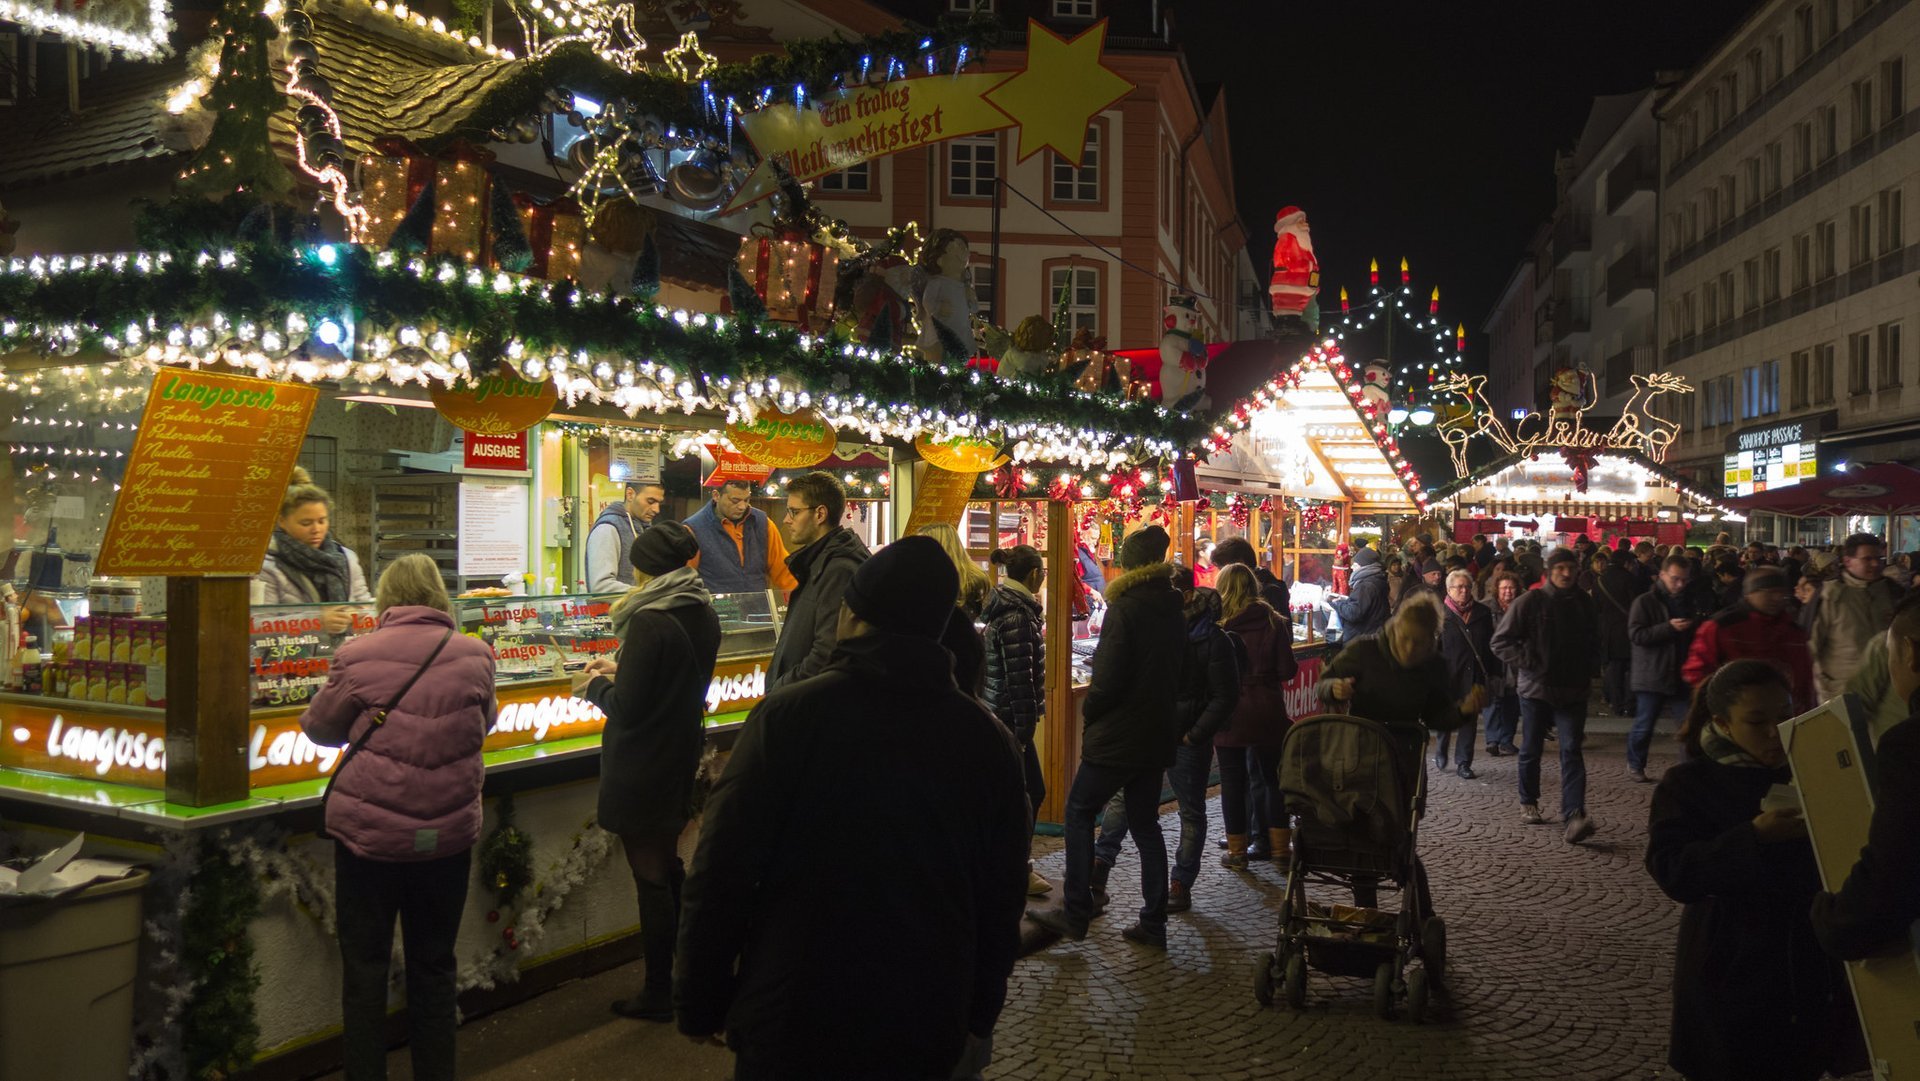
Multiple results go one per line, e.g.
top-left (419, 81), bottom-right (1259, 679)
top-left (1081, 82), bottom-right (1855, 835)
top-left (1700, 721), bottom-right (1769, 769)
top-left (610, 566), bottom-right (712, 640)
top-left (269, 528), bottom-right (351, 603)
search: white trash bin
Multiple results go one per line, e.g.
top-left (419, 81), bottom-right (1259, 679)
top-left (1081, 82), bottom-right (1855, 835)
top-left (0, 869), bottom-right (150, 1081)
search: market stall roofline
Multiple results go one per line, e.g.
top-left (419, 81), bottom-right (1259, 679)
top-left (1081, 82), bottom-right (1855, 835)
top-left (1426, 447), bottom-right (1739, 516)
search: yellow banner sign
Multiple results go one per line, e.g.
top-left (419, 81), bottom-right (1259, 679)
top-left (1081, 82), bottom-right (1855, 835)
top-left (915, 433), bottom-right (1009, 473)
top-left (726, 406), bottom-right (838, 469)
top-left (725, 20), bottom-right (1132, 213)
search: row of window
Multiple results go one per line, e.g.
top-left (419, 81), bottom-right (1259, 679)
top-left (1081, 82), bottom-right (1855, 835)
top-left (818, 128), bottom-right (1102, 205)
top-left (1667, 0), bottom-right (1880, 161)
top-left (1686, 322), bottom-right (1904, 430)
top-left (1665, 187), bottom-right (1903, 340)
top-left (1667, 56), bottom-right (1904, 256)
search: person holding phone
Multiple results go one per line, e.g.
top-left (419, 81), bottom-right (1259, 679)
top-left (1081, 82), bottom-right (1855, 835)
top-left (1627, 554), bottom-right (1708, 784)
top-left (1645, 659), bottom-right (1863, 1081)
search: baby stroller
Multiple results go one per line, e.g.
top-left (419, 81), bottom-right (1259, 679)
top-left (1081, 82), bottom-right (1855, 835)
top-left (1251, 713), bottom-right (1447, 1022)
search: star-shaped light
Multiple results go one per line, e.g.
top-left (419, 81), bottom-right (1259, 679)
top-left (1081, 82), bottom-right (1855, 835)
top-left (985, 20), bottom-right (1133, 165)
top-left (661, 31), bottom-right (718, 83)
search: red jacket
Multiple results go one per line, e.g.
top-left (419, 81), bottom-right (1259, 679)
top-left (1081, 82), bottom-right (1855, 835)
top-left (1681, 603), bottom-right (1816, 714)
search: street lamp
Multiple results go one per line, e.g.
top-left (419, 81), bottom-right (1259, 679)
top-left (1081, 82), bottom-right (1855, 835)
top-left (1388, 407), bottom-right (1409, 425)
top-left (1409, 406), bottom-right (1435, 426)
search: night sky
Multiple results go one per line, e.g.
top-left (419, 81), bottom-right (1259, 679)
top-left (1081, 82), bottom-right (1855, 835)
top-left (1176, 0), bottom-right (1757, 362)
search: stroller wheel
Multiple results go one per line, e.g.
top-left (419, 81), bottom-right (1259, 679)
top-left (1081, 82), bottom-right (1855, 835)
top-left (1373, 961), bottom-right (1395, 1019)
top-left (1253, 952), bottom-right (1276, 1007)
top-left (1283, 951), bottom-right (1307, 1009)
top-left (1422, 917), bottom-right (1448, 985)
top-left (1406, 965), bottom-right (1431, 1023)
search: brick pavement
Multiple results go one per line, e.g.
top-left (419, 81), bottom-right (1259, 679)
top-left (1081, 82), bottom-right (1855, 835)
top-left (327, 715), bottom-right (1869, 1080)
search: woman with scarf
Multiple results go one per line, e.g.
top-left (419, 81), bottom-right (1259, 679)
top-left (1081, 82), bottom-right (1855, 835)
top-left (257, 467), bottom-right (372, 633)
top-left (1645, 659), bottom-right (1863, 1081)
top-left (1436, 570), bottom-right (1500, 780)
top-left (578, 520), bottom-right (722, 1021)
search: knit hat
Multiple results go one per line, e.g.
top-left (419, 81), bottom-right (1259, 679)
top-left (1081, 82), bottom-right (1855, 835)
top-left (842, 535), bottom-right (957, 639)
top-left (1420, 559), bottom-right (1443, 577)
top-left (1743, 565), bottom-right (1789, 594)
top-left (1119, 525), bottom-right (1171, 569)
top-left (629, 519), bottom-right (699, 576)
top-left (1353, 545), bottom-right (1380, 568)
top-left (1545, 547), bottom-right (1579, 568)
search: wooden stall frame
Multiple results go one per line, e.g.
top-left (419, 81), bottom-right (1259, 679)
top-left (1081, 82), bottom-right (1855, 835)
top-left (1040, 498), bottom-right (1079, 825)
top-left (164, 575), bottom-right (253, 806)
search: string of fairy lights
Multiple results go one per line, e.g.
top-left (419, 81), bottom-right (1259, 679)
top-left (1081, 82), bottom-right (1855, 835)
top-left (1329, 258), bottom-right (1467, 402)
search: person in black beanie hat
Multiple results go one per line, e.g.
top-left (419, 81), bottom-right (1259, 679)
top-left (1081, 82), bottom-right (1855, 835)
top-left (1028, 524), bottom-right (1187, 949)
top-left (576, 519), bottom-right (723, 1021)
top-left (677, 535), bottom-right (1029, 1079)
top-left (1330, 543), bottom-right (1390, 641)
top-left (1397, 557), bottom-right (1446, 615)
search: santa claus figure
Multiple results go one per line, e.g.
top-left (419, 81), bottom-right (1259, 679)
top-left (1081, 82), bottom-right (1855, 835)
top-left (1269, 206), bottom-right (1320, 317)
top-left (1331, 541), bottom-right (1352, 595)
top-left (1359, 361), bottom-right (1392, 415)
top-left (1157, 293), bottom-right (1209, 408)
top-left (1547, 366), bottom-right (1589, 428)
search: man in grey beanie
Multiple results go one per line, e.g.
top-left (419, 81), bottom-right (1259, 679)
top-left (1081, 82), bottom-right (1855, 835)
top-left (1328, 543), bottom-right (1390, 641)
top-left (1492, 546), bottom-right (1600, 843)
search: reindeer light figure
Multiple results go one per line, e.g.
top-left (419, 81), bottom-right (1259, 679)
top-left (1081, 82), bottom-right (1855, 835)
top-left (1606, 372), bottom-right (1694, 463)
top-left (1433, 373), bottom-right (1518, 477)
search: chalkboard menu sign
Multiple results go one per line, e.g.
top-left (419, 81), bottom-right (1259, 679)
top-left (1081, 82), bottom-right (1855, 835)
top-left (97, 370), bottom-right (320, 576)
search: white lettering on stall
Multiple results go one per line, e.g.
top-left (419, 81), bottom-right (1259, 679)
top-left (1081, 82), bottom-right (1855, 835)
top-left (706, 665), bottom-right (766, 714)
top-left (248, 726), bottom-right (344, 774)
top-left (490, 695), bottom-right (605, 742)
top-left (45, 715), bottom-right (167, 776)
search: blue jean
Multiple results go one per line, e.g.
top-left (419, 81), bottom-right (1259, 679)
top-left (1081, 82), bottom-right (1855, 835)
top-left (1065, 761), bottom-right (1168, 925)
top-left (1517, 696), bottom-right (1588, 818)
top-left (1434, 716), bottom-right (1475, 767)
top-left (1095, 742), bottom-right (1210, 888)
top-left (1482, 689), bottom-right (1519, 749)
top-left (1630, 691), bottom-right (1688, 772)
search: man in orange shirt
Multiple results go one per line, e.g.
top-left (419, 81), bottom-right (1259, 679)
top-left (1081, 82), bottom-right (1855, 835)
top-left (687, 480), bottom-right (799, 595)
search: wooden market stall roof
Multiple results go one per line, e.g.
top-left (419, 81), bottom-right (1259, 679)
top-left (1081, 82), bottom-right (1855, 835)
top-left (1199, 344), bottom-right (1427, 514)
top-left (1429, 448), bottom-right (1742, 523)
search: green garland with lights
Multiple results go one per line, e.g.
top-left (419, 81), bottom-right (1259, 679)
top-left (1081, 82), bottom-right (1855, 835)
top-left (448, 14), bottom-right (1003, 150)
top-left (0, 242), bottom-right (1207, 460)
top-left (180, 837), bottom-right (263, 1080)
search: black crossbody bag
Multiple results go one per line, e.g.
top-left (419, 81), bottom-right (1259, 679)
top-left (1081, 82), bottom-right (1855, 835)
top-left (317, 628), bottom-right (455, 840)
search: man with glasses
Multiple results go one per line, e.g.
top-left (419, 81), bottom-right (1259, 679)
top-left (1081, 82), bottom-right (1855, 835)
top-left (767, 472), bottom-right (869, 689)
top-left (1813, 533), bottom-right (1904, 701)
top-left (688, 478), bottom-right (798, 596)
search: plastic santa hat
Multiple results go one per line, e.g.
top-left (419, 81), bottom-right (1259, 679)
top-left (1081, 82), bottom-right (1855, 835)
top-left (1276, 206), bottom-right (1307, 227)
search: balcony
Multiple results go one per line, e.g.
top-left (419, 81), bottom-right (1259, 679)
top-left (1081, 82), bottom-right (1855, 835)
top-left (1604, 345), bottom-right (1656, 393)
top-left (1605, 153), bottom-right (1655, 215)
top-left (1552, 213), bottom-right (1591, 267)
top-left (1606, 252), bottom-right (1655, 307)
top-left (1552, 297), bottom-right (1591, 342)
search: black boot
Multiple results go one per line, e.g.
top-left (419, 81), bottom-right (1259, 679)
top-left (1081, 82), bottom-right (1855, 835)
top-left (613, 878), bottom-right (678, 1021)
top-left (1089, 857), bottom-right (1112, 914)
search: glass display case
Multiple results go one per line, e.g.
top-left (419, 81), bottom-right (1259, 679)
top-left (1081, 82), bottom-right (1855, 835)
top-left (247, 590), bottom-right (783, 710)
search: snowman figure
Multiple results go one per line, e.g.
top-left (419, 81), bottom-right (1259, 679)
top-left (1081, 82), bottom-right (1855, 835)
top-left (1158, 293), bottom-right (1209, 409)
top-left (1359, 361), bottom-right (1392, 415)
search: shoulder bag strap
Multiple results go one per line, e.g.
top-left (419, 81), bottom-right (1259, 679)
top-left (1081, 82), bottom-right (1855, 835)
top-left (318, 627), bottom-right (456, 835)
top-left (1596, 577), bottom-right (1630, 616)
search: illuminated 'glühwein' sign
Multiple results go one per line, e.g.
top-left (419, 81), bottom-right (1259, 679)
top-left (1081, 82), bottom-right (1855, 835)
top-left (1432, 370), bottom-right (1693, 477)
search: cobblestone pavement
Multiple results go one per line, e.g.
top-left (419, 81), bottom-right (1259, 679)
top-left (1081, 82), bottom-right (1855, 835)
top-left (329, 715), bottom-right (1866, 1080)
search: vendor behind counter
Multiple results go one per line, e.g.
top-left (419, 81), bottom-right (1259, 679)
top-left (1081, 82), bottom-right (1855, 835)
top-left (256, 466), bottom-right (372, 633)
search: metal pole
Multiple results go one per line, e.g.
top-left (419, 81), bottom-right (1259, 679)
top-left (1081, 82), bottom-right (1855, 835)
top-left (989, 177), bottom-right (1003, 327)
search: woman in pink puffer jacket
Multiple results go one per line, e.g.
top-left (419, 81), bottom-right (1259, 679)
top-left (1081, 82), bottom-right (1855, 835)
top-left (300, 553), bottom-right (495, 1081)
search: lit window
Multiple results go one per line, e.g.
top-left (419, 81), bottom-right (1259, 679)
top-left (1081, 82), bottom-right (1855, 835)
top-left (1049, 265), bottom-right (1100, 331)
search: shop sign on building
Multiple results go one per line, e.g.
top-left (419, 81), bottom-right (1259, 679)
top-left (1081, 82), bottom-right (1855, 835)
top-left (99, 370), bottom-right (320, 577)
top-left (429, 373), bottom-right (558, 434)
top-left (463, 431), bottom-right (530, 472)
top-left (915, 433), bottom-right (1008, 473)
top-left (1722, 412), bottom-right (1834, 499)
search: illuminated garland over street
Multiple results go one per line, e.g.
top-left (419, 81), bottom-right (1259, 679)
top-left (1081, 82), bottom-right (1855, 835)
top-left (1331, 258), bottom-right (1466, 399)
top-left (0, 243), bottom-right (1200, 468)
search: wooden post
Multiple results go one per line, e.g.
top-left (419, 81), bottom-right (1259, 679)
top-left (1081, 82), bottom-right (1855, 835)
top-left (164, 576), bottom-right (253, 806)
top-left (1040, 499), bottom-right (1079, 825)
top-left (1175, 501), bottom-right (1196, 568)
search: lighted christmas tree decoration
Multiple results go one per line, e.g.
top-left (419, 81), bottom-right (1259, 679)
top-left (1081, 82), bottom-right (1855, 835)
top-left (177, 0), bottom-right (296, 201)
top-left (1327, 257), bottom-right (1467, 400)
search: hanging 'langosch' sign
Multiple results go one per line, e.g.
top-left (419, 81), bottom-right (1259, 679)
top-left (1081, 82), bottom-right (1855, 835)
top-left (914, 433), bottom-right (1009, 473)
top-left (725, 406), bottom-right (837, 469)
top-left (429, 373), bottom-right (560, 434)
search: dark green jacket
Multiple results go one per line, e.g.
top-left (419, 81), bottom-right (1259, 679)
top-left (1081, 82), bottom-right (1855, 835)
top-left (1314, 634), bottom-right (1470, 759)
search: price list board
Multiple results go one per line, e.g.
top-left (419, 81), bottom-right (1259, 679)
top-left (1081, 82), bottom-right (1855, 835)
top-left (98, 370), bottom-right (320, 577)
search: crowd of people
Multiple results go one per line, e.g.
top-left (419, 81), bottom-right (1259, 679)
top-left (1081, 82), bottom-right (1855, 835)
top-left (285, 455), bottom-right (1920, 1080)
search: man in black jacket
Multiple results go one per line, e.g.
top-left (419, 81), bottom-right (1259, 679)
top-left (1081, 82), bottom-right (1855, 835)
top-left (1029, 525), bottom-right (1186, 948)
top-left (677, 536), bottom-right (1029, 1080)
top-left (1329, 544), bottom-right (1389, 641)
top-left (767, 472), bottom-right (869, 689)
top-left (1626, 555), bottom-right (1707, 783)
top-left (1492, 547), bottom-right (1601, 844)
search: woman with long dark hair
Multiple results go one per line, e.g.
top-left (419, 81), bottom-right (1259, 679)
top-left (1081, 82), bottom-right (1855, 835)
top-left (1645, 659), bottom-right (1862, 1081)
top-left (1214, 564), bottom-right (1297, 865)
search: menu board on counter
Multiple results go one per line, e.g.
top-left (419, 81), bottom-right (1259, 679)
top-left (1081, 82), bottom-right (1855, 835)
top-left (458, 479), bottom-right (529, 578)
top-left (98, 370), bottom-right (320, 576)
top-left (902, 465), bottom-right (977, 536)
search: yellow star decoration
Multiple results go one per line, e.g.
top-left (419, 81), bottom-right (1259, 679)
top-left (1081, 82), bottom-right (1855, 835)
top-left (660, 31), bottom-right (718, 83)
top-left (985, 20), bottom-right (1133, 166)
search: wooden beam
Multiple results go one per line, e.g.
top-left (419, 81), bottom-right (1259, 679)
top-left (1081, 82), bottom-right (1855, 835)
top-left (1040, 499), bottom-right (1079, 826)
top-left (164, 576), bottom-right (253, 807)
top-left (1305, 437), bottom-right (1357, 503)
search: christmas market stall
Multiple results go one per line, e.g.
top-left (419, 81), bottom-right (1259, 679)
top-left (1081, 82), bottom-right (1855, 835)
top-left (1431, 448), bottom-right (1742, 548)
top-left (0, 6), bottom-right (1196, 1075)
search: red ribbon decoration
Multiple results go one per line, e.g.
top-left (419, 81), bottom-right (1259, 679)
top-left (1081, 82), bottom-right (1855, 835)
top-left (1562, 448), bottom-right (1599, 494)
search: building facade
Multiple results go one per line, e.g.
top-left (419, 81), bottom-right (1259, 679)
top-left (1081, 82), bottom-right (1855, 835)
top-left (817, 1), bottom-right (1260, 350)
top-left (1483, 253), bottom-right (1536, 419)
top-left (1655, 0), bottom-right (1918, 540)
